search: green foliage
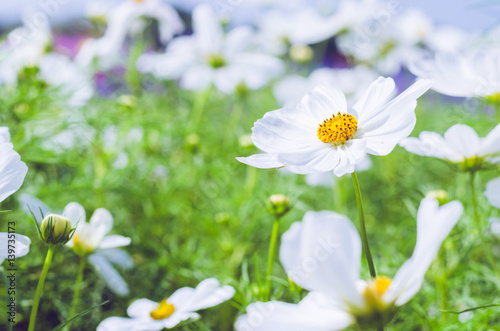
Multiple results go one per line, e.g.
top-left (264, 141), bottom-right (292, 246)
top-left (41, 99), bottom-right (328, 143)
top-left (1, 82), bottom-right (500, 330)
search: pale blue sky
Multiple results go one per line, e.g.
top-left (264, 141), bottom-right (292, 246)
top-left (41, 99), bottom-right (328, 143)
top-left (0, 0), bottom-right (498, 31)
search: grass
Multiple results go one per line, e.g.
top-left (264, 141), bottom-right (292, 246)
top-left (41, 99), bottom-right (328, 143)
top-left (1, 75), bottom-right (500, 330)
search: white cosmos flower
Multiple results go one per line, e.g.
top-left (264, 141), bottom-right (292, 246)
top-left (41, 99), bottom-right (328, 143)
top-left (273, 66), bottom-right (378, 107)
top-left (0, 12), bottom-right (52, 85)
top-left (77, 0), bottom-right (184, 69)
top-left (63, 202), bottom-right (133, 296)
top-left (97, 278), bottom-right (235, 331)
top-left (485, 177), bottom-right (500, 209)
top-left (38, 53), bottom-right (94, 108)
top-left (409, 47), bottom-right (500, 98)
top-left (235, 198), bottom-right (463, 330)
top-left (136, 3), bottom-right (284, 94)
top-left (0, 127), bottom-right (28, 203)
top-left (237, 77), bottom-right (432, 177)
top-left (0, 233), bottom-right (31, 264)
top-left (399, 124), bottom-right (500, 172)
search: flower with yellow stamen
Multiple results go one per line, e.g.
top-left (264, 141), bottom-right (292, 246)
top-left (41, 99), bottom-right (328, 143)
top-left (237, 77), bottom-right (432, 177)
top-left (97, 278), bottom-right (235, 331)
top-left (236, 198), bottom-right (464, 330)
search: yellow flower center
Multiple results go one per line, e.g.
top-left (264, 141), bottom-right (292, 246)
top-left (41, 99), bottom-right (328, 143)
top-left (150, 298), bottom-right (176, 320)
top-left (317, 112), bottom-right (358, 145)
top-left (372, 276), bottom-right (392, 296)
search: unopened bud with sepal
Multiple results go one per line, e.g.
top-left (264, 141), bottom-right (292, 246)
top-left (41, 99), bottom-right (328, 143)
top-left (266, 194), bottom-right (291, 219)
top-left (39, 214), bottom-right (76, 246)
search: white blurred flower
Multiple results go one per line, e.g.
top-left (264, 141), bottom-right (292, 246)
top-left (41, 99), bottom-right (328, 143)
top-left (410, 47), bottom-right (500, 98)
top-left (426, 26), bottom-right (470, 53)
top-left (485, 178), bottom-right (500, 210)
top-left (400, 124), bottom-right (500, 172)
top-left (0, 12), bottom-right (52, 85)
top-left (236, 198), bottom-right (463, 330)
top-left (273, 66), bottom-right (378, 107)
top-left (0, 127), bottom-right (28, 203)
top-left (487, 217), bottom-right (500, 236)
top-left (97, 278), bottom-right (235, 330)
top-left (137, 3), bottom-right (284, 94)
top-left (62, 202), bottom-right (132, 296)
top-left (337, 9), bottom-right (432, 76)
top-left (237, 77), bottom-right (432, 177)
top-left (0, 233), bottom-right (31, 264)
top-left (38, 53), bottom-right (94, 108)
top-left (77, 0), bottom-right (184, 69)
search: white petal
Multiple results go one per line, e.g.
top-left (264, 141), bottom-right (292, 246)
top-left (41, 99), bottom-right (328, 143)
top-left (63, 202), bottom-right (86, 226)
top-left (279, 211), bottom-right (363, 307)
top-left (97, 248), bottom-right (133, 269)
top-left (90, 208), bottom-right (114, 235)
top-left (127, 298), bottom-right (158, 318)
top-left (399, 131), bottom-right (448, 159)
top-left (88, 253), bottom-right (130, 296)
top-left (360, 79), bottom-right (433, 156)
top-left (171, 278), bottom-right (235, 313)
top-left (0, 232), bottom-right (31, 260)
top-left (353, 77), bottom-right (396, 124)
top-left (485, 177), bottom-right (500, 209)
top-left (99, 235), bottom-right (132, 250)
top-left (235, 292), bottom-right (353, 331)
top-left (480, 123), bottom-right (500, 157)
top-left (193, 3), bottom-right (222, 55)
top-left (97, 316), bottom-right (163, 331)
top-left (443, 124), bottom-right (480, 159)
top-left (179, 64), bottom-right (213, 91)
top-left (0, 142), bottom-right (28, 203)
top-left (18, 193), bottom-right (52, 222)
top-left (385, 198), bottom-right (463, 306)
top-left (299, 82), bottom-right (347, 122)
top-left (236, 154), bottom-right (284, 169)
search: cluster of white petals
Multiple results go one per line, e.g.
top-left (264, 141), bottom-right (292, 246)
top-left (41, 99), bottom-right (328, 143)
top-left (236, 198), bottom-right (463, 330)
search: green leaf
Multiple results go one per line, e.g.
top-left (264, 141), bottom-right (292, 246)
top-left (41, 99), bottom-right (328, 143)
top-left (51, 300), bottom-right (110, 331)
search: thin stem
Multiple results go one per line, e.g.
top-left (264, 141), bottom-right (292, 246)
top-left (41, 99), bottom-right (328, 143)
top-left (225, 100), bottom-right (244, 145)
top-left (265, 218), bottom-right (280, 301)
top-left (66, 257), bottom-right (86, 331)
top-left (28, 246), bottom-right (55, 331)
top-left (469, 171), bottom-right (481, 231)
top-left (351, 172), bottom-right (376, 278)
top-left (189, 87), bottom-right (212, 133)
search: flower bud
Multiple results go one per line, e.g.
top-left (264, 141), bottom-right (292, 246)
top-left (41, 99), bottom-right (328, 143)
top-left (426, 190), bottom-right (449, 206)
top-left (40, 214), bottom-right (75, 246)
top-left (266, 194), bottom-right (291, 218)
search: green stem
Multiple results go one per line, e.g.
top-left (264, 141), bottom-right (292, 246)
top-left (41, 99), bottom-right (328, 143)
top-left (225, 101), bottom-right (244, 145)
top-left (351, 172), bottom-right (376, 278)
top-left (469, 171), bottom-right (481, 231)
top-left (469, 171), bottom-right (500, 276)
top-left (189, 87), bottom-right (212, 133)
top-left (28, 246), bottom-right (55, 331)
top-left (265, 218), bottom-right (280, 301)
top-left (65, 257), bottom-right (86, 331)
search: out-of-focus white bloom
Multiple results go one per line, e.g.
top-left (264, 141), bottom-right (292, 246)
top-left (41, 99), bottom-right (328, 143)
top-left (0, 13), bottom-right (52, 85)
top-left (38, 53), bottom-right (94, 108)
top-left (236, 198), bottom-right (463, 330)
top-left (426, 26), bottom-right (470, 53)
top-left (137, 4), bottom-right (284, 94)
top-left (337, 9), bottom-right (433, 75)
top-left (305, 156), bottom-right (372, 188)
top-left (237, 77), bottom-right (432, 177)
top-left (485, 178), bottom-right (500, 209)
top-left (273, 66), bottom-right (378, 107)
top-left (62, 202), bottom-right (132, 296)
top-left (0, 233), bottom-right (31, 264)
top-left (400, 124), bottom-right (500, 171)
top-left (488, 217), bottom-right (500, 236)
top-left (0, 128), bottom-right (28, 203)
top-left (77, 0), bottom-right (184, 69)
top-left (97, 278), bottom-right (235, 331)
top-left (410, 47), bottom-right (500, 98)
